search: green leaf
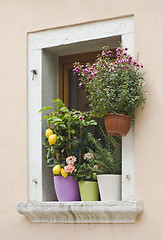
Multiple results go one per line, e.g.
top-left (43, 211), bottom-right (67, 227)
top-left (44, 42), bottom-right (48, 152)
top-left (71, 129), bottom-right (75, 134)
top-left (52, 99), bottom-right (64, 106)
top-left (58, 123), bottom-right (66, 129)
top-left (50, 117), bottom-right (62, 122)
top-left (43, 115), bottom-right (50, 120)
top-left (60, 106), bottom-right (69, 112)
top-left (63, 113), bottom-right (71, 118)
top-left (39, 106), bottom-right (54, 112)
top-left (47, 164), bottom-right (55, 168)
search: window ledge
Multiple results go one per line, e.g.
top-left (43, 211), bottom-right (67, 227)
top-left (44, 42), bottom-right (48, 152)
top-left (17, 201), bottom-right (143, 223)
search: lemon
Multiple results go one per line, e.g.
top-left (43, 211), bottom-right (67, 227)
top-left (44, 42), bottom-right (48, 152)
top-left (52, 165), bottom-right (61, 175)
top-left (61, 168), bottom-right (68, 178)
top-left (45, 128), bottom-right (53, 138)
top-left (48, 134), bottom-right (57, 145)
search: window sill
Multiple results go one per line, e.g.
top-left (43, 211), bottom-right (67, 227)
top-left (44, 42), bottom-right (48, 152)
top-left (17, 201), bottom-right (143, 223)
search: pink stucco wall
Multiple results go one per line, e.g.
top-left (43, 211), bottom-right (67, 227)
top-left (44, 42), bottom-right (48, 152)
top-left (0, 0), bottom-right (163, 239)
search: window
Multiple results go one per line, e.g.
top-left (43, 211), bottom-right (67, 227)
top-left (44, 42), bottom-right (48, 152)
top-left (17, 16), bottom-right (143, 223)
top-left (59, 51), bottom-right (100, 110)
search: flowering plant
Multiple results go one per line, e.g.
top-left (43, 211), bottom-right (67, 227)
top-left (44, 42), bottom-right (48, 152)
top-left (74, 152), bottom-right (97, 182)
top-left (39, 98), bottom-right (97, 178)
top-left (64, 156), bottom-right (77, 174)
top-left (73, 45), bottom-right (148, 121)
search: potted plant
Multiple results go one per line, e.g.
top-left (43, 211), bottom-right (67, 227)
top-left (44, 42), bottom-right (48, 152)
top-left (88, 128), bottom-right (122, 201)
top-left (73, 45), bottom-right (147, 136)
top-left (75, 152), bottom-right (99, 201)
top-left (40, 98), bottom-right (97, 201)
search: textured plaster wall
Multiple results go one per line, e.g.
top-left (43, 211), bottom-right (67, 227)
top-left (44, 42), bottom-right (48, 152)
top-left (0, 0), bottom-right (163, 239)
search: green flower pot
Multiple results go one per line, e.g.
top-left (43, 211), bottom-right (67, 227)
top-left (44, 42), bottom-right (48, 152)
top-left (78, 181), bottom-right (99, 201)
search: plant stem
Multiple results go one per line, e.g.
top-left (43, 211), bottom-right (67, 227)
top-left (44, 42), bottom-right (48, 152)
top-left (46, 114), bottom-right (50, 128)
top-left (68, 117), bottom-right (71, 150)
top-left (52, 111), bottom-right (56, 134)
top-left (79, 120), bottom-right (83, 163)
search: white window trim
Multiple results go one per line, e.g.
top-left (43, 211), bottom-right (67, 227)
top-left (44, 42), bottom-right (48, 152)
top-left (17, 15), bottom-right (144, 223)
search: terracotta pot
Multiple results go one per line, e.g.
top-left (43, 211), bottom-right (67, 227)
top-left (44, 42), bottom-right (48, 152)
top-left (104, 113), bottom-right (132, 137)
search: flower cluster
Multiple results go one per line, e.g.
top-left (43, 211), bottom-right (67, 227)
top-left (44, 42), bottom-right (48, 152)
top-left (64, 156), bottom-right (77, 173)
top-left (84, 152), bottom-right (94, 161)
top-left (73, 45), bottom-right (148, 121)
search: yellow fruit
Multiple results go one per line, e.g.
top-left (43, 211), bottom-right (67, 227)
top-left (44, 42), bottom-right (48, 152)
top-left (45, 128), bottom-right (53, 138)
top-left (52, 165), bottom-right (61, 175)
top-left (48, 134), bottom-right (57, 145)
top-left (61, 168), bottom-right (68, 178)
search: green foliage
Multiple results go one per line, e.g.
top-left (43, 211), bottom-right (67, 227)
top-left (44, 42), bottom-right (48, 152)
top-left (73, 45), bottom-right (147, 121)
top-left (87, 127), bottom-right (122, 175)
top-left (74, 152), bottom-right (97, 181)
top-left (75, 161), bottom-right (97, 182)
top-left (40, 99), bottom-right (97, 175)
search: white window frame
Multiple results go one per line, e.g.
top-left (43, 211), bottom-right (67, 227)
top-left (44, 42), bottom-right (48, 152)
top-left (17, 16), bottom-right (144, 223)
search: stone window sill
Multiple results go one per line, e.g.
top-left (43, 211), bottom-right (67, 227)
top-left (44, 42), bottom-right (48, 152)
top-left (17, 201), bottom-right (143, 223)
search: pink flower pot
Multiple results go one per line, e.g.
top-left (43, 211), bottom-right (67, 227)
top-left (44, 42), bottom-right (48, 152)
top-left (54, 176), bottom-right (80, 201)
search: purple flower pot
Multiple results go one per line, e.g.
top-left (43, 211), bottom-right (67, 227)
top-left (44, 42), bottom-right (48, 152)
top-left (54, 176), bottom-right (80, 201)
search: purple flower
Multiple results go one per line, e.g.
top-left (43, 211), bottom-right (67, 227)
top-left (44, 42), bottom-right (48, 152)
top-left (126, 67), bottom-right (129, 70)
top-left (125, 47), bottom-right (128, 51)
top-left (116, 53), bottom-right (121, 58)
top-left (79, 116), bottom-right (84, 122)
top-left (84, 69), bottom-right (88, 73)
top-left (133, 61), bottom-right (137, 66)
top-left (108, 50), bottom-right (113, 55)
top-left (75, 67), bottom-right (80, 72)
top-left (89, 76), bottom-right (92, 80)
top-left (136, 63), bottom-right (139, 67)
top-left (116, 47), bottom-right (121, 52)
top-left (93, 71), bottom-right (97, 76)
top-left (123, 52), bottom-right (127, 56)
top-left (141, 65), bottom-right (143, 68)
top-left (102, 51), bottom-right (106, 57)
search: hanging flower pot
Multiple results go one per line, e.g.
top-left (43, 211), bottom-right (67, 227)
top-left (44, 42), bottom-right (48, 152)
top-left (78, 181), bottom-right (99, 201)
top-left (73, 45), bottom-right (147, 132)
top-left (54, 176), bottom-right (80, 201)
top-left (104, 113), bottom-right (132, 137)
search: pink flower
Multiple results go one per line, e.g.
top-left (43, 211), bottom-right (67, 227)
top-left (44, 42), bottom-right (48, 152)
top-left (102, 51), bottom-right (106, 57)
top-left (64, 165), bottom-right (75, 173)
top-left (79, 82), bottom-right (82, 87)
top-left (84, 152), bottom-right (94, 160)
top-left (66, 156), bottom-right (76, 165)
top-left (142, 82), bottom-right (145, 87)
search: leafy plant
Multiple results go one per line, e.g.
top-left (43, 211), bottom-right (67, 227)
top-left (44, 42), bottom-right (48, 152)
top-left (74, 153), bottom-right (97, 182)
top-left (87, 127), bottom-right (122, 175)
top-left (73, 45), bottom-right (148, 121)
top-left (39, 98), bottom-right (97, 177)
